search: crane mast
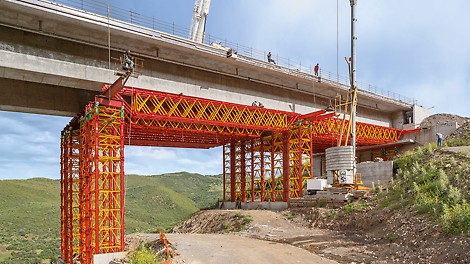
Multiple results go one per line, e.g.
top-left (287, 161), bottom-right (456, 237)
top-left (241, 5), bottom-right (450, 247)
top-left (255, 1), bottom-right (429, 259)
top-left (189, 0), bottom-right (211, 43)
top-left (350, 0), bottom-right (357, 177)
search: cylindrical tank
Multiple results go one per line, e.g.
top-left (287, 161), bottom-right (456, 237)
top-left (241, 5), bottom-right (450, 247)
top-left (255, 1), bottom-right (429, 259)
top-left (326, 146), bottom-right (354, 185)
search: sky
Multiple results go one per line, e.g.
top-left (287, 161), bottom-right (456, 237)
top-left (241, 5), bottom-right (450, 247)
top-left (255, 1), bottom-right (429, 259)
top-left (1, 0), bottom-right (470, 179)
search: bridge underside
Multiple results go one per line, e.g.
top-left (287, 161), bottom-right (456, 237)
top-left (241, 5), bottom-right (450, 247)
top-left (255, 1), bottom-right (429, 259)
top-left (59, 87), bottom-right (407, 263)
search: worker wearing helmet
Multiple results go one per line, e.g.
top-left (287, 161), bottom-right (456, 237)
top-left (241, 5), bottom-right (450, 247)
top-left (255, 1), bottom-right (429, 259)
top-left (267, 52), bottom-right (276, 64)
top-left (123, 50), bottom-right (134, 72)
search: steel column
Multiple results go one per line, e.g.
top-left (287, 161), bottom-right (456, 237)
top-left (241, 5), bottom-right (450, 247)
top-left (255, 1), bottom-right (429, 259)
top-left (282, 131), bottom-right (290, 202)
top-left (260, 140), bottom-right (265, 202)
top-left (60, 129), bottom-right (70, 262)
top-left (250, 139), bottom-right (255, 202)
top-left (270, 135), bottom-right (276, 202)
top-left (223, 145), bottom-right (227, 201)
top-left (230, 142), bottom-right (236, 202)
top-left (240, 141), bottom-right (246, 202)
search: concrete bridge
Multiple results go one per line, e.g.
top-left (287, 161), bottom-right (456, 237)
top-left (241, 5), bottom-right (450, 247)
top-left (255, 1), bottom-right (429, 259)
top-left (0, 0), bottom-right (429, 130)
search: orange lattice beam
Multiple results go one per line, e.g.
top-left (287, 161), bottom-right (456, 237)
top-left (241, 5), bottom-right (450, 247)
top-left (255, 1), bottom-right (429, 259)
top-left (119, 87), bottom-right (298, 129)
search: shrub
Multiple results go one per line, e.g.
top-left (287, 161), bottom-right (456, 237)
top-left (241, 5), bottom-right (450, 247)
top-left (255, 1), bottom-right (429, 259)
top-left (447, 186), bottom-right (462, 204)
top-left (128, 246), bottom-right (157, 264)
top-left (384, 146), bottom-right (470, 234)
top-left (286, 213), bottom-right (297, 220)
top-left (386, 232), bottom-right (398, 242)
top-left (442, 200), bottom-right (470, 235)
top-left (326, 210), bottom-right (337, 218)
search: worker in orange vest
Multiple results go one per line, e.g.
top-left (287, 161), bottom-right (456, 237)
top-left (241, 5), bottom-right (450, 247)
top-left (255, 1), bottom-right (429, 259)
top-left (314, 63), bottom-right (319, 76)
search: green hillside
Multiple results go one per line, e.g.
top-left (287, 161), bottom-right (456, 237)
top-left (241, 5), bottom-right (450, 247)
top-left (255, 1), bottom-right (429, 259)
top-left (0, 173), bottom-right (222, 263)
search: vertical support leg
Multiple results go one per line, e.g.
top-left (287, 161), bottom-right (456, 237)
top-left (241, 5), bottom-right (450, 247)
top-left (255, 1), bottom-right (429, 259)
top-left (270, 135), bottom-right (276, 202)
top-left (251, 139), bottom-right (255, 202)
top-left (310, 128), bottom-right (314, 179)
top-left (223, 144), bottom-right (231, 202)
top-left (79, 116), bottom-right (92, 264)
top-left (60, 129), bottom-right (69, 262)
top-left (60, 126), bottom-right (80, 264)
top-left (282, 131), bottom-right (290, 202)
top-left (240, 141), bottom-right (246, 202)
top-left (297, 126), bottom-right (303, 197)
top-left (260, 140), bottom-right (265, 202)
top-left (66, 129), bottom-right (74, 263)
top-left (78, 100), bottom-right (125, 263)
top-left (69, 129), bottom-right (81, 259)
top-left (92, 105), bottom-right (100, 255)
top-left (95, 103), bottom-right (125, 254)
top-left (289, 128), bottom-right (300, 198)
top-left (119, 106), bottom-right (126, 252)
top-left (230, 142), bottom-right (236, 202)
top-left (223, 145), bottom-right (226, 202)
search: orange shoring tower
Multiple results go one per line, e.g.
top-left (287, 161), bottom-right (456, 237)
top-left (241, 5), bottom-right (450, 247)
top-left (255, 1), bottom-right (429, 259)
top-left (60, 86), bottom-right (412, 263)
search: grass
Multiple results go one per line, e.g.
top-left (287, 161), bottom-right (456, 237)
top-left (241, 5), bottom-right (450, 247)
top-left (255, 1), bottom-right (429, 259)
top-left (386, 232), bottom-right (398, 242)
top-left (286, 213), bottom-right (297, 220)
top-left (0, 172), bottom-right (222, 263)
top-left (221, 212), bottom-right (253, 233)
top-left (384, 145), bottom-right (470, 235)
top-left (0, 178), bottom-right (61, 264)
top-left (342, 201), bottom-right (370, 213)
top-left (446, 133), bottom-right (470, 147)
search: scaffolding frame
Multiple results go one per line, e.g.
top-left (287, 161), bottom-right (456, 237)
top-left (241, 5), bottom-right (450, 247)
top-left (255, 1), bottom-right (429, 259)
top-left (60, 87), bottom-right (414, 263)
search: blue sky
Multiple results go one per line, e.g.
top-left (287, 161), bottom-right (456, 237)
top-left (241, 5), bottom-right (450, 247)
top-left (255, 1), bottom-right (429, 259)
top-left (1, 0), bottom-right (470, 179)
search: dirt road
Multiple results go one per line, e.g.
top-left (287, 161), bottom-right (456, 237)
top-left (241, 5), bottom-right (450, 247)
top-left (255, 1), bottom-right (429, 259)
top-left (171, 210), bottom-right (378, 263)
top-left (167, 233), bottom-right (337, 264)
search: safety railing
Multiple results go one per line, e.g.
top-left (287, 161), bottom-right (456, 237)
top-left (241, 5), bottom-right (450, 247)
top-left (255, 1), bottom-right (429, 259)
top-left (37, 0), bottom-right (417, 105)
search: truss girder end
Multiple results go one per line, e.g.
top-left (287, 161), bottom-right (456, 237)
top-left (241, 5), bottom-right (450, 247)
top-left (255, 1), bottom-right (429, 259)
top-left (308, 118), bottom-right (402, 148)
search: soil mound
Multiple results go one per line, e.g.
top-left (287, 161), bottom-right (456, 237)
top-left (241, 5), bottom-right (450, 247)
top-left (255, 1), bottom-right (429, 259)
top-left (446, 121), bottom-right (470, 140)
top-left (172, 210), bottom-right (252, 234)
top-left (420, 114), bottom-right (470, 128)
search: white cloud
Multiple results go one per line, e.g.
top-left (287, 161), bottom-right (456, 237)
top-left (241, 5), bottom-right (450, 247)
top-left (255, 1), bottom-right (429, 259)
top-left (221, 0), bottom-right (470, 116)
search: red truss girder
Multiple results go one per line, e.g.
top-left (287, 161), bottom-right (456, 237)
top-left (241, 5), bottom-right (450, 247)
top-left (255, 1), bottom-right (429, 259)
top-left (118, 87), bottom-right (298, 116)
top-left (97, 87), bottom-right (418, 149)
top-left (118, 87), bottom-right (299, 130)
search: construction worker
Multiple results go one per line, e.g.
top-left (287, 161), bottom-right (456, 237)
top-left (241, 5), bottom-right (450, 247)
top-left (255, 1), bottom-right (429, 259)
top-left (436, 133), bottom-right (443, 147)
top-left (123, 50), bottom-right (134, 72)
top-left (314, 63), bottom-right (319, 76)
top-left (267, 52), bottom-right (276, 64)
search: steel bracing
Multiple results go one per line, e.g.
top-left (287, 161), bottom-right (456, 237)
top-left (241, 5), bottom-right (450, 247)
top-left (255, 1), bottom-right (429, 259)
top-left (61, 99), bottom-right (125, 264)
top-left (60, 86), bottom-right (415, 263)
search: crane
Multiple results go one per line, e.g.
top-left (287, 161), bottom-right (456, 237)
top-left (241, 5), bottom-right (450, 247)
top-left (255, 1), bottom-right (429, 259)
top-left (189, 0), bottom-right (211, 43)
